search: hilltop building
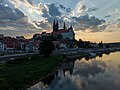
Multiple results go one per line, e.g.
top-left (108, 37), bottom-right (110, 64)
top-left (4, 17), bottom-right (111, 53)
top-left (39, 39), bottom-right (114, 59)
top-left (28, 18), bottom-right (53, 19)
top-left (51, 20), bottom-right (77, 50)
top-left (52, 20), bottom-right (75, 40)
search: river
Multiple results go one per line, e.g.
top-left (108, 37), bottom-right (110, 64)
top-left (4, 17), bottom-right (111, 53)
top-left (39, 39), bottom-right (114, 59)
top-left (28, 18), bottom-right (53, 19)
top-left (29, 51), bottom-right (120, 90)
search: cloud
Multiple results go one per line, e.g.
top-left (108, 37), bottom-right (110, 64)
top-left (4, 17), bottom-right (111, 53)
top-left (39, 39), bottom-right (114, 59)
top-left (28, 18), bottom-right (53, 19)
top-left (87, 7), bottom-right (98, 12)
top-left (49, 76), bottom-right (86, 90)
top-left (0, 0), bottom-right (107, 35)
top-left (48, 3), bottom-right (61, 17)
top-left (36, 3), bottom-right (106, 32)
top-left (73, 60), bottom-right (106, 77)
top-left (71, 14), bottom-right (106, 32)
top-left (105, 15), bottom-right (111, 18)
top-left (33, 3), bottom-right (106, 32)
top-left (35, 21), bottom-right (51, 30)
top-left (0, 1), bottom-right (40, 37)
top-left (26, 0), bottom-right (33, 5)
top-left (115, 19), bottom-right (120, 28)
top-left (105, 9), bottom-right (120, 18)
top-left (59, 4), bottom-right (72, 13)
top-left (0, 3), bottom-right (25, 20)
top-left (0, 17), bottom-right (38, 37)
top-left (79, 4), bottom-right (86, 11)
top-left (48, 58), bottom-right (120, 90)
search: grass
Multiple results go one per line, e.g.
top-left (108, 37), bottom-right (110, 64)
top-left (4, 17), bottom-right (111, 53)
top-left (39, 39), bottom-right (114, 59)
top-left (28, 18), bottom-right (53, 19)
top-left (0, 55), bottom-right (63, 90)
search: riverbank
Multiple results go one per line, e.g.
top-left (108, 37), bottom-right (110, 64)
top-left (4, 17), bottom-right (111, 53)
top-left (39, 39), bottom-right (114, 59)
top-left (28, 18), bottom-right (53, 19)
top-left (0, 48), bottom-right (120, 90)
top-left (62, 48), bottom-right (120, 62)
top-left (53, 47), bottom-right (120, 57)
top-left (0, 55), bottom-right (63, 90)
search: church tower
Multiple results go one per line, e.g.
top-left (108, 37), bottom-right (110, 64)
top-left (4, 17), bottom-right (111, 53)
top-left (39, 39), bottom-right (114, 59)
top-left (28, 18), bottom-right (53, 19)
top-left (53, 20), bottom-right (59, 32)
top-left (56, 21), bottom-right (59, 31)
top-left (53, 20), bottom-right (56, 32)
top-left (63, 22), bottom-right (66, 30)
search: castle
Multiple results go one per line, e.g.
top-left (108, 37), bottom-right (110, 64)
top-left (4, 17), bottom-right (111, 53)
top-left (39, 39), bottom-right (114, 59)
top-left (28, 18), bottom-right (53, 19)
top-left (52, 20), bottom-right (75, 40)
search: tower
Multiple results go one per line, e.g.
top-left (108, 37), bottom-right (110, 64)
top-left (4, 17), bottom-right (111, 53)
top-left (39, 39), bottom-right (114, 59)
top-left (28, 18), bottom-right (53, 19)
top-left (63, 22), bottom-right (66, 30)
top-left (53, 20), bottom-right (56, 32)
top-left (56, 20), bottom-right (59, 31)
top-left (53, 20), bottom-right (59, 32)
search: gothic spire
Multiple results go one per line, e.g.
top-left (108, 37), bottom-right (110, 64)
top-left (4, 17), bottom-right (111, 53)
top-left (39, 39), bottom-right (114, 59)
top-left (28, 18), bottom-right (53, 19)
top-left (63, 22), bottom-right (66, 30)
top-left (53, 20), bottom-right (55, 26)
top-left (53, 20), bottom-right (56, 31)
top-left (56, 20), bottom-right (59, 31)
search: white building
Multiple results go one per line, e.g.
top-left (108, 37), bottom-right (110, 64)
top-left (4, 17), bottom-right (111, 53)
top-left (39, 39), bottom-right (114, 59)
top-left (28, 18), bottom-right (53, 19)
top-left (52, 21), bottom-right (75, 40)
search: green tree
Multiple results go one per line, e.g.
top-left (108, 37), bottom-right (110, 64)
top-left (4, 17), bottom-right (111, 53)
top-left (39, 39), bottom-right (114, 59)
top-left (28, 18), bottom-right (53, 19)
top-left (39, 38), bottom-right (54, 57)
top-left (57, 34), bottom-right (63, 40)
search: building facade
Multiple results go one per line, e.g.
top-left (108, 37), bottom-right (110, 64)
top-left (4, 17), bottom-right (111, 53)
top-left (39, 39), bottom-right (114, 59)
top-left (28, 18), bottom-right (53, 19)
top-left (52, 20), bottom-right (75, 40)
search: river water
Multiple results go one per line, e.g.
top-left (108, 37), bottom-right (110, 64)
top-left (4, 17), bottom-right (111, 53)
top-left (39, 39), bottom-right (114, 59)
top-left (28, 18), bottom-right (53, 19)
top-left (29, 51), bottom-right (120, 90)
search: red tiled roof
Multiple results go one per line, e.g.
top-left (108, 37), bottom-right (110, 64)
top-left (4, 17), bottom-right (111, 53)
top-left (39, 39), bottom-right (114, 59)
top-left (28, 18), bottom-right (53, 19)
top-left (52, 29), bottom-right (69, 34)
top-left (3, 37), bottom-right (19, 48)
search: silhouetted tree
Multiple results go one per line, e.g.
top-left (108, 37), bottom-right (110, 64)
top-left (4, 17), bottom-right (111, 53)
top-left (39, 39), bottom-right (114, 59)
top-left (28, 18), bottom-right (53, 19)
top-left (39, 38), bottom-right (54, 57)
top-left (77, 39), bottom-right (92, 48)
top-left (57, 34), bottom-right (63, 40)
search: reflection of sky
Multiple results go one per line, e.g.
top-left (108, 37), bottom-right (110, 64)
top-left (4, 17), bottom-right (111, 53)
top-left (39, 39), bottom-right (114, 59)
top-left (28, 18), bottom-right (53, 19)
top-left (29, 52), bottom-right (120, 90)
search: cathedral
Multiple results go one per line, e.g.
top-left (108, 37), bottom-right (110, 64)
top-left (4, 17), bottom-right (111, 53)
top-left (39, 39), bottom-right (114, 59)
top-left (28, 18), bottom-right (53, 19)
top-left (52, 20), bottom-right (75, 40)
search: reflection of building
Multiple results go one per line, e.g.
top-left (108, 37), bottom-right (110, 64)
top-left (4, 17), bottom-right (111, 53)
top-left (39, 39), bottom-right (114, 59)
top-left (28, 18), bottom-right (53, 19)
top-left (52, 20), bottom-right (75, 40)
top-left (60, 61), bottom-right (75, 76)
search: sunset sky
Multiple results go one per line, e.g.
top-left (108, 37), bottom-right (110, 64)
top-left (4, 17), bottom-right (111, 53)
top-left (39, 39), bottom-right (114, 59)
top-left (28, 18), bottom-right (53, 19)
top-left (0, 0), bottom-right (120, 42)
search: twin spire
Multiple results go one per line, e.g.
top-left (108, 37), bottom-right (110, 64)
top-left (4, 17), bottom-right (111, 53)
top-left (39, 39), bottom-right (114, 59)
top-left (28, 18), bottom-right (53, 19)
top-left (53, 20), bottom-right (59, 31)
top-left (53, 20), bottom-right (73, 32)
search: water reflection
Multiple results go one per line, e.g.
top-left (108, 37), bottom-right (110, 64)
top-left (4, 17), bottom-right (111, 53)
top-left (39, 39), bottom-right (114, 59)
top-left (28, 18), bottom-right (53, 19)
top-left (29, 52), bottom-right (120, 90)
top-left (60, 61), bottom-right (75, 76)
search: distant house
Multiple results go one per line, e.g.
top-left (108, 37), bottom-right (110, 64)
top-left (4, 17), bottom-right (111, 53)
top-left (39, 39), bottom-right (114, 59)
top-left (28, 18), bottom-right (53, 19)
top-left (0, 42), bottom-right (5, 52)
top-left (25, 40), bottom-right (41, 52)
top-left (53, 41), bottom-right (67, 51)
top-left (53, 40), bottom-right (77, 51)
top-left (25, 40), bottom-right (34, 52)
top-left (0, 34), bottom-right (4, 40)
top-left (33, 40), bottom-right (41, 52)
top-left (3, 37), bottom-right (20, 50)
